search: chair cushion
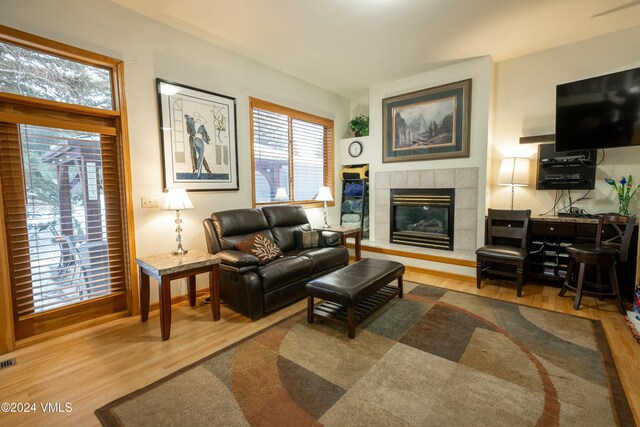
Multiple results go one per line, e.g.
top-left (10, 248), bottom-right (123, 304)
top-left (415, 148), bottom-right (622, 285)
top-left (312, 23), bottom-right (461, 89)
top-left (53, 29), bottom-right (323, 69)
top-left (566, 244), bottom-right (619, 260)
top-left (476, 245), bottom-right (526, 260)
top-left (257, 256), bottom-right (314, 293)
top-left (236, 233), bottom-right (283, 265)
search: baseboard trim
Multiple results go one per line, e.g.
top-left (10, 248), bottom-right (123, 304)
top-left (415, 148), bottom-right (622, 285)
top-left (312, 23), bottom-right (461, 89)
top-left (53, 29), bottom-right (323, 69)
top-left (405, 264), bottom-right (475, 282)
top-left (347, 242), bottom-right (476, 268)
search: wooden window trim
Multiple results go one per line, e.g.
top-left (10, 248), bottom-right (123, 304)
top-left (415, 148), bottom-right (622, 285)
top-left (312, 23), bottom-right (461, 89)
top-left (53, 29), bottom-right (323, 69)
top-left (249, 97), bottom-right (334, 208)
top-left (0, 26), bottom-right (138, 353)
top-left (0, 24), bottom-right (121, 71)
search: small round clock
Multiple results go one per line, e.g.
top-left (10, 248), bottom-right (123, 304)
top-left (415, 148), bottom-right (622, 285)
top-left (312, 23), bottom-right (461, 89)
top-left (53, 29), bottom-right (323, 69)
top-left (348, 140), bottom-right (363, 157)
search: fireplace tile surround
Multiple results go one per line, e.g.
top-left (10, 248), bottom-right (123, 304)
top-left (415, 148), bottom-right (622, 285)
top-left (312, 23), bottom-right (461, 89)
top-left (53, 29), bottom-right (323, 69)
top-left (374, 167), bottom-right (479, 259)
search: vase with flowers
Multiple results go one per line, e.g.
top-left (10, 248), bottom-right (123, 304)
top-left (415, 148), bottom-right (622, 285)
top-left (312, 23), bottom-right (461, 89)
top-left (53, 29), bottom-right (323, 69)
top-left (604, 175), bottom-right (640, 215)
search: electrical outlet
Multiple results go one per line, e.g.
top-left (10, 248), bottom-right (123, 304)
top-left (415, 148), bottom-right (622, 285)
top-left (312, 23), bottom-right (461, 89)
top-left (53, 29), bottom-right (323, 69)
top-left (141, 196), bottom-right (159, 208)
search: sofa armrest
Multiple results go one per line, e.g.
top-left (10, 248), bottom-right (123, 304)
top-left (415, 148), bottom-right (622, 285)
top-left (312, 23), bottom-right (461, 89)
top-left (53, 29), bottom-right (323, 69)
top-left (320, 230), bottom-right (341, 247)
top-left (217, 250), bottom-right (260, 269)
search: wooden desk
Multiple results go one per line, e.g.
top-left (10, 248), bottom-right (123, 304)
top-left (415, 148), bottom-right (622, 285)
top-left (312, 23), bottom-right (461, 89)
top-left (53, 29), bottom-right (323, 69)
top-left (136, 250), bottom-right (220, 340)
top-left (319, 225), bottom-right (362, 261)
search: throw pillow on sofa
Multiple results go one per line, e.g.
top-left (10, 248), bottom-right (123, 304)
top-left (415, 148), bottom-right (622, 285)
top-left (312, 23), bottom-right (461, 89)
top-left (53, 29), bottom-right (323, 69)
top-left (237, 234), bottom-right (283, 265)
top-left (295, 229), bottom-right (321, 249)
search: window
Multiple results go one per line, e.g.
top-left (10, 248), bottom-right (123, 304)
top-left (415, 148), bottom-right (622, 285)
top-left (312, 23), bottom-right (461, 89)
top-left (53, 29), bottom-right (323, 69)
top-left (0, 40), bottom-right (113, 109)
top-left (250, 98), bottom-right (333, 206)
top-left (0, 26), bottom-right (135, 344)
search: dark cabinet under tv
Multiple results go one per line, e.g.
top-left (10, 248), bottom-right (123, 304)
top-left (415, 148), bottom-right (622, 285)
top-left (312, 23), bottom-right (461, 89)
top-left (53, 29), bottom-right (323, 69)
top-left (527, 217), bottom-right (638, 302)
top-left (536, 143), bottom-right (596, 190)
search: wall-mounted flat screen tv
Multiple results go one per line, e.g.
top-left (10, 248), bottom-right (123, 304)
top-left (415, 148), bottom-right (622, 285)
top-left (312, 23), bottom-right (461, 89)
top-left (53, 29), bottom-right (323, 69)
top-left (555, 67), bottom-right (640, 151)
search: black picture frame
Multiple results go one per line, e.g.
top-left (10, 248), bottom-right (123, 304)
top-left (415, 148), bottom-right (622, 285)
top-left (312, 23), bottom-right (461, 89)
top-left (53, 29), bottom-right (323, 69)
top-left (156, 78), bottom-right (239, 191)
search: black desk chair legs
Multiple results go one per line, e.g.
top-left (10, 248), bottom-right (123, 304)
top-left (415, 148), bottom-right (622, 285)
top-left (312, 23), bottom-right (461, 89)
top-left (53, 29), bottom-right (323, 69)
top-left (558, 213), bottom-right (634, 314)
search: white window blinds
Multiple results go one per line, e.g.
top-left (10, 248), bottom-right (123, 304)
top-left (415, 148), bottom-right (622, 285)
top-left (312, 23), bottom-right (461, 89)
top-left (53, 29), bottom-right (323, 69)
top-left (250, 98), bottom-right (333, 205)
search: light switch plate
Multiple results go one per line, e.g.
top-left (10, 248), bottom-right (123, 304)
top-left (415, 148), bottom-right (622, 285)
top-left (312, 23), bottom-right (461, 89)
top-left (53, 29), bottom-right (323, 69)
top-left (141, 196), bottom-right (159, 208)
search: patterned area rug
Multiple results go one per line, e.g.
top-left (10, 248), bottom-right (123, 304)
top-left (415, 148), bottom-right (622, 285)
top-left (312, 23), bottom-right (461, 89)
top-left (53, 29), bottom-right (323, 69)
top-left (96, 282), bottom-right (634, 426)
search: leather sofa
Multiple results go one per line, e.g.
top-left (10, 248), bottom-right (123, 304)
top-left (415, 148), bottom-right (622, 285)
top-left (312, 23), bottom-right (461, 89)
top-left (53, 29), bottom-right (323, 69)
top-left (203, 205), bottom-right (349, 320)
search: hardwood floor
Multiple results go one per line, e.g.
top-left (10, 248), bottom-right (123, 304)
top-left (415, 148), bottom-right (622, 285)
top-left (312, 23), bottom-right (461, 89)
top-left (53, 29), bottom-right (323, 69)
top-left (0, 271), bottom-right (638, 426)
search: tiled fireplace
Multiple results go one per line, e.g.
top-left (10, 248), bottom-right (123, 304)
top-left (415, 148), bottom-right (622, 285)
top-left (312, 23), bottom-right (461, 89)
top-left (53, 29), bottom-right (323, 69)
top-left (374, 167), bottom-right (478, 257)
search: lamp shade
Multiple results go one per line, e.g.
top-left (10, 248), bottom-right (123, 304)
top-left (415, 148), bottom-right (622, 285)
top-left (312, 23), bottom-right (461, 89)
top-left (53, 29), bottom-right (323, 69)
top-left (315, 186), bottom-right (333, 202)
top-left (275, 187), bottom-right (288, 200)
top-left (497, 157), bottom-right (530, 187)
top-left (162, 188), bottom-right (194, 210)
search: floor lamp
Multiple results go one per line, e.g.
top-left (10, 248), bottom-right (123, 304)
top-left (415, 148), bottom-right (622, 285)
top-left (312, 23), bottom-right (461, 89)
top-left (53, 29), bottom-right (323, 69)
top-left (498, 157), bottom-right (530, 209)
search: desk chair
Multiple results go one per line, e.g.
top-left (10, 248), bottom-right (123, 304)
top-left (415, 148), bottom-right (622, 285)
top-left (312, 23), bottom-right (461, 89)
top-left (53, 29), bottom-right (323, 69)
top-left (559, 213), bottom-right (635, 314)
top-left (476, 209), bottom-right (531, 297)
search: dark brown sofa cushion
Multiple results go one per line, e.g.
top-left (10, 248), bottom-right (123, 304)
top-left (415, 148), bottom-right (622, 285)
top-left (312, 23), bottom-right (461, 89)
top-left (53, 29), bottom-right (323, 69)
top-left (236, 234), bottom-right (283, 265)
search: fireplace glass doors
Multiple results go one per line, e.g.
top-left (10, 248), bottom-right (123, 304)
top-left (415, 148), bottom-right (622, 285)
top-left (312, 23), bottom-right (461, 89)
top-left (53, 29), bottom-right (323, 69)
top-left (390, 189), bottom-right (454, 250)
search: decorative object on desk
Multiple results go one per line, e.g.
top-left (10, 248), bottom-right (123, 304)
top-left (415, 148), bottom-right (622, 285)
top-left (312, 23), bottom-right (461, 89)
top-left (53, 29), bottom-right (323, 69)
top-left (497, 157), bottom-right (530, 209)
top-left (382, 79), bottom-right (471, 163)
top-left (315, 186), bottom-right (333, 228)
top-left (157, 79), bottom-right (238, 191)
top-left (274, 187), bottom-right (288, 201)
top-left (162, 188), bottom-right (194, 255)
top-left (605, 175), bottom-right (639, 215)
top-left (348, 114), bottom-right (369, 137)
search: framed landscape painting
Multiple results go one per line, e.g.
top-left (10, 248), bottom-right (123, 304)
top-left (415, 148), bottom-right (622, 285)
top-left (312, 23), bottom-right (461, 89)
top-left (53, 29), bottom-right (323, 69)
top-left (382, 79), bottom-right (471, 163)
top-left (157, 78), bottom-right (238, 191)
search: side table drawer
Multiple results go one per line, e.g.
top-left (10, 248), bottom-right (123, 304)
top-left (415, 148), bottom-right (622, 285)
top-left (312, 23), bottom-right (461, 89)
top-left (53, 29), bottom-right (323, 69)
top-left (531, 221), bottom-right (575, 237)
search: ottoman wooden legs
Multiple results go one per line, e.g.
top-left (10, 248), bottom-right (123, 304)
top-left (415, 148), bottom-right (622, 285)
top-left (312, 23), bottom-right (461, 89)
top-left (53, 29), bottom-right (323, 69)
top-left (347, 307), bottom-right (356, 339)
top-left (307, 296), bottom-right (314, 324)
top-left (306, 278), bottom-right (402, 339)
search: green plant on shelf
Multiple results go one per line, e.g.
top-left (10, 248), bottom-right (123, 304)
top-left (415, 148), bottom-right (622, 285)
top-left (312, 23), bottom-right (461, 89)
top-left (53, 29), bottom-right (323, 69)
top-left (348, 114), bottom-right (369, 137)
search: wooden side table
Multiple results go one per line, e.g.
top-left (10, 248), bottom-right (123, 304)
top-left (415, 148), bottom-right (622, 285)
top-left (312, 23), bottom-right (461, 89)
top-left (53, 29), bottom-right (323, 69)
top-left (318, 225), bottom-right (362, 261)
top-left (136, 249), bottom-right (220, 340)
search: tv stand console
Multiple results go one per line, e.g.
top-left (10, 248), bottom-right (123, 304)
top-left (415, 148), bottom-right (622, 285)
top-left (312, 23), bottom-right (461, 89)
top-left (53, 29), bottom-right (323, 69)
top-left (527, 216), bottom-right (638, 301)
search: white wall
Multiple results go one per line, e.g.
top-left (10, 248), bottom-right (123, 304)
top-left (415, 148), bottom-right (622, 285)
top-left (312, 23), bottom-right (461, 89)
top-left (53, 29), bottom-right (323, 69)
top-left (0, 0), bottom-right (350, 299)
top-left (368, 56), bottom-right (494, 250)
top-left (491, 26), bottom-right (640, 215)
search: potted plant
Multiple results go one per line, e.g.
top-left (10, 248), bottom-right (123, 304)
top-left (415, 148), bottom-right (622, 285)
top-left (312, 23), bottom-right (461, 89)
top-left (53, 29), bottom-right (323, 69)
top-left (348, 115), bottom-right (369, 137)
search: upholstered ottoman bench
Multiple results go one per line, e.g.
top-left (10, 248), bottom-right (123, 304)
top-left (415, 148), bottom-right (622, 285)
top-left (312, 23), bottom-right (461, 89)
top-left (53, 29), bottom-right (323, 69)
top-left (305, 258), bottom-right (405, 338)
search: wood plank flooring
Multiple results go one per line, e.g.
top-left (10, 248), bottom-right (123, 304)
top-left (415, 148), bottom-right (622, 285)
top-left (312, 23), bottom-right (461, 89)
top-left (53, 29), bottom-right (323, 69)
top-left (0, 271), bottom-right (638, 426)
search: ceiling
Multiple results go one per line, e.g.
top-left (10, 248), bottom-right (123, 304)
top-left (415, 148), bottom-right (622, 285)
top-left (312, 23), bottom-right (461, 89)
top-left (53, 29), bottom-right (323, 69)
top-left (111, 0), bottom-right (640, 99)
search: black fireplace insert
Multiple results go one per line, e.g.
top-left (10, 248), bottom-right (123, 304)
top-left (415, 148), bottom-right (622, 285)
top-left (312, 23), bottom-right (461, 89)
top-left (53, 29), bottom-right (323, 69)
top-left (390, 188), bottom-right (454, 250)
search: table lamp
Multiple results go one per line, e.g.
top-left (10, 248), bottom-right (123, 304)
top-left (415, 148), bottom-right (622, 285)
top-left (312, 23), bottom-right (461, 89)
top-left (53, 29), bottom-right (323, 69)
top-left (275, 187), bottom-right (288, 201)
top-left (315, 186), bottom-right (333, 228)
top-left (497, 157), bottom-right (530, 209)
top-left (162, 188), bottom-right (194, 255)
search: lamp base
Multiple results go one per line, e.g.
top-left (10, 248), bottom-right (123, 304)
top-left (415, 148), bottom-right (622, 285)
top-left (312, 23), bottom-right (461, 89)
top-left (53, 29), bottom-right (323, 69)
top-left (172, 248), bottom-right (188, 256)
top-left (323, 201), bottom-right (329, 228)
